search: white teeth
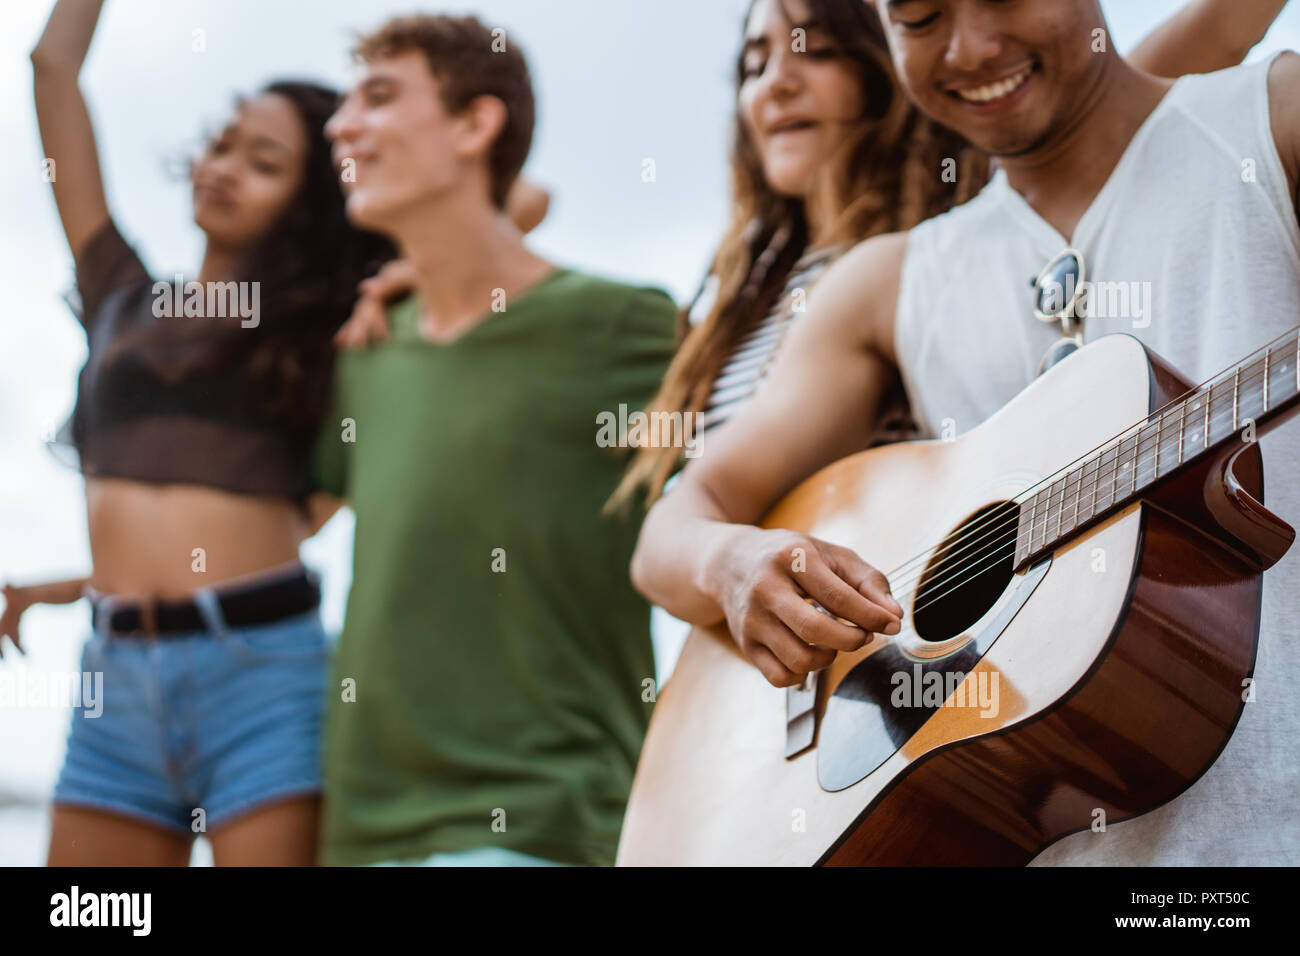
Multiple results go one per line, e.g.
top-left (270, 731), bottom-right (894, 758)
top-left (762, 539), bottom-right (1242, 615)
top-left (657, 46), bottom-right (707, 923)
top-left (956, 66), bottom-right (1032, 104)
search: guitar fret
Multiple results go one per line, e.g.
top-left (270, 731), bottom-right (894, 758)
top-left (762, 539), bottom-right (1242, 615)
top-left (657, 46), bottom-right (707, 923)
top-left (1038, 489), bottom-right (1050, 553)
top-left (1269, 345), bottom-right (1292, 411)
top-left (1036, 491), bottom-right (1045, 557)
top-left (1058, 474), bottom-right (1071, 536)
top-left (1052, 477), bottom-right (1066, 543)
top-left (1080, 456), bottom-right (1100, 525)
top-left (1062, 470), bottom-right (1081, 534)
top-left (1086, 455), bottom-right (1097, 522)
top-left (1203, 390), bottom-right (1211, 450)
top-left (1063, 475), bottom-right (1074, 533)
top-left (1232, 367), bottom-right (1240, 432)
top-left (1115, 431), bottom-right (1138, 504)
top-left (1015, 502), bottom-right (1029, 565)
top-left (1240, 356), bottom-right (1266, 426)
top-left (1028, 491), bottom-right (1041, 554)
top-left (1153, 417), bottom-right (1162, 482)
top-left (1185, 395), bottom-right (1207, 455)
top-left (1021, 494), bottom-right (1039, 562)
top-left (1130, 429), bottom-right (1140, 494)
top-left (1100, 444), bottom-right (1118, 510)
top-left (1136, 420), bottom-right (1159, 491)
top-left (1034, 492), bottom-right (1044, 554)
top-left (1133, 425), bottom-right (1146, 494)
top-left (1177, 401), bottom-right (1185, 464)
top-left (1264, 348), bottom-right (1271, 413)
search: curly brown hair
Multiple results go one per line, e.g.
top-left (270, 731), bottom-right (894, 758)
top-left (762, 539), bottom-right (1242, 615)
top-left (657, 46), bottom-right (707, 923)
top-left (610, 0), bottom-right (987, 509)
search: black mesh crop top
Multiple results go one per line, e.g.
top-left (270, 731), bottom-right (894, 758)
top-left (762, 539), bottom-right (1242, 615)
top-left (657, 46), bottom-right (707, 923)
top-left (52, 221), bottom-right (328, 502)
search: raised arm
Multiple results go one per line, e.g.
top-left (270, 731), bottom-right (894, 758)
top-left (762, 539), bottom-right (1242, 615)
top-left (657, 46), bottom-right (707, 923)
top-left (628, 233), bottom-right (909, 687)
top-left (31, 0), bottom-right (111, 261)
top-left (1129, 0), bottom-right (1289, 78)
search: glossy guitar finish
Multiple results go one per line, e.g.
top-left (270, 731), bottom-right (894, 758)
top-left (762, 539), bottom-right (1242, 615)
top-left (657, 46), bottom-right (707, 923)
top-left (617, 333), bottom-right (1295, 866)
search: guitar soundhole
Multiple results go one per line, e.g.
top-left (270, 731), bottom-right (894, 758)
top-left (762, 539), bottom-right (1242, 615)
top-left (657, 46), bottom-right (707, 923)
top-left (912, 501), bottom-right (1019, 643)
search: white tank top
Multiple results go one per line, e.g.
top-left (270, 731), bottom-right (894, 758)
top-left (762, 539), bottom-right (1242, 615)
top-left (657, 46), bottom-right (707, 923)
top-left (896, 55), bottom-right (1300, 865)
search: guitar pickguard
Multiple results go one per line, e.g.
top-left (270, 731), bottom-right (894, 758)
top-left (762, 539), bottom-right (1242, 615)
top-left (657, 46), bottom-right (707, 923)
top-left (817, 555), bottom-right (1052, 792)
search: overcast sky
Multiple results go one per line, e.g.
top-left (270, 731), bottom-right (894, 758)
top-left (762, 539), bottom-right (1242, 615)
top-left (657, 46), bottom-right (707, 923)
top-left (1, 0), bottom-right (1298, 853)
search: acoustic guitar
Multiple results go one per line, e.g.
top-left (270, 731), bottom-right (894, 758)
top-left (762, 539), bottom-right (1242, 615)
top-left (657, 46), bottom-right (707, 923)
top-left (617, 328), bottom-right (1300, 866)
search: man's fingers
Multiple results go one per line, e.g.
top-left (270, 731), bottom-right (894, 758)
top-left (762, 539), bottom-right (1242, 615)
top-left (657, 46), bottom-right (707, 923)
top-left (357, 298), bottom-right (389, 343)
top-left (799, 552), bottom-right (901, 636)
top-left (372, 259), bottom-right (417, 299)
top-left (337, 298), bottom-right (389, 349)
top-left (367, 301), bottom-right (391, 342)
top-left (745, 643), bottom-right (803, 688)
top-left (825, 544), bottom-right (904, 618)
top-left (750, 609), bottom-right (837, 677)
top-left (770, 590), bottom-right (869, 652)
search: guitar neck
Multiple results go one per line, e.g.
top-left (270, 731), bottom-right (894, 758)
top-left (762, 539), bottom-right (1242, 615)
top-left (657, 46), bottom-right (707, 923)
top-left (1014, 326), bottom-right (1300, 568)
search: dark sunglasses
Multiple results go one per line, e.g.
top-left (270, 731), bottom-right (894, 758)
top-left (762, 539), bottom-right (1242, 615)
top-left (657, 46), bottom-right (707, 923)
top-left (1031, 248), bottom-right (1087, 376)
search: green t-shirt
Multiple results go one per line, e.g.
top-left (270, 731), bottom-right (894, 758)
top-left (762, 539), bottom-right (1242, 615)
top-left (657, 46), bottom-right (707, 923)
top-left (312, 269), bottom-right (677, 866)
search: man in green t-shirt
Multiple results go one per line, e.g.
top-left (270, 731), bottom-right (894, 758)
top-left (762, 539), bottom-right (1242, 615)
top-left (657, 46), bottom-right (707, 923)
top-left (309, 14), bottom-right (678, 866)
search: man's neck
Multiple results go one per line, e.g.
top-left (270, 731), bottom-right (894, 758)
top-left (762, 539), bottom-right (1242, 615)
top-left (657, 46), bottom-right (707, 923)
top-left (392, 189), bottom-right (553, 343)
top-left (999, 57), bottom-right (1173, 240)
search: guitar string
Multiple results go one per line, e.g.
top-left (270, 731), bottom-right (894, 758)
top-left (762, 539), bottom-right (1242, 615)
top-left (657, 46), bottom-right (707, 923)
top-left (857, 331), bottom-right (1299, 597)
top-left (860, 340), bottom-right (1296, 607)
top-left (817, 334), bottom-right (1299, 624)
top-left (881, 362), bottom-right (1292, 624)
top-left (888, 362), bottom-right (1291, 617)
top-left (882, 404), bottom-right (1279, 634)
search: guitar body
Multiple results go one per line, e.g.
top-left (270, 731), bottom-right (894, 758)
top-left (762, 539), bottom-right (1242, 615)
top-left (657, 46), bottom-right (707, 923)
top-left (617, 334), bottom-right (1294, 866)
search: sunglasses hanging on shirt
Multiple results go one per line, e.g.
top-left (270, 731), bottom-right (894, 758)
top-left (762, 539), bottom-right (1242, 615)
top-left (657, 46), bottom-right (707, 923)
top-left (1031, 247), bottom-right (1087, 377)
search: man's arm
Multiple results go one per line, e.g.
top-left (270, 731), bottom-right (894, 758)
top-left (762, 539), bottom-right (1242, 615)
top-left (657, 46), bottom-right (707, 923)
top-left (1268, 51), bottom-right (1300, 215)
top-left (629, 233), bottom-right (909, 687)
top-left (1129, 0), bottom-right (1288, 78)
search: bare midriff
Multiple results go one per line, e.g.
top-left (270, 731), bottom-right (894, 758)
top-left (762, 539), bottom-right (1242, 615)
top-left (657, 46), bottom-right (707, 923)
top-left (84, 476), bottom-right (308, 600)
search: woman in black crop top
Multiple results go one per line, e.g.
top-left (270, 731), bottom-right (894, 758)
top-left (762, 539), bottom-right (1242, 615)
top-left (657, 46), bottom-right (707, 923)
top-left (13, 0), bottom-right (399, 867)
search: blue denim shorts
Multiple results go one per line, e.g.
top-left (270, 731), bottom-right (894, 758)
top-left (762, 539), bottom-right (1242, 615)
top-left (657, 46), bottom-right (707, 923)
top-left (52, 596), bottom-right (330, 836)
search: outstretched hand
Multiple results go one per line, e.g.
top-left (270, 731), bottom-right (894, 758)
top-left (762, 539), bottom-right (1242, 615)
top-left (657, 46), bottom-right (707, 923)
top-left (0, 584), bottom-right (33, 658)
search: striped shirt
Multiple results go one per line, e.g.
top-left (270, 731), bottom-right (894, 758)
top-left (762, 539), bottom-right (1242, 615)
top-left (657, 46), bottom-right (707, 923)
top-left (697, 245), bottom-right (918, 444)
top-left (701, 245), bottom-right (841, 432)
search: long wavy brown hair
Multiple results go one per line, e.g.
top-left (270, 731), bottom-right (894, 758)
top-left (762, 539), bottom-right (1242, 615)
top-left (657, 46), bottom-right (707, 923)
top-left (609, 0), bottom-right (987, 509)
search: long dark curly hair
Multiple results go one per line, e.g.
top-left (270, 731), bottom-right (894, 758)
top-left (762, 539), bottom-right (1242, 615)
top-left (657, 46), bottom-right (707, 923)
top-left (124, 80), bottom-right (395, 432)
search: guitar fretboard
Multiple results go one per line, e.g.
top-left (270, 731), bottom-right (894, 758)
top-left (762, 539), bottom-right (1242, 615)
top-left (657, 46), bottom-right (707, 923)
top-left (1014, 329), bottom-right (1300, 567)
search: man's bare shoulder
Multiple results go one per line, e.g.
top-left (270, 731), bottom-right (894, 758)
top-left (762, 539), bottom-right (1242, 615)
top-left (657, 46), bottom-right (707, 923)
top-left (810, 231), bottom-right (909, 365)
top-left (1268, 50), bottom-right (1300, 203)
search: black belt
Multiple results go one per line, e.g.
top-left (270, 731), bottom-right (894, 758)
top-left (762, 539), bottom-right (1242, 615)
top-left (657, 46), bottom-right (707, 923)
top-left (90, 566), bottom-right (320, 638)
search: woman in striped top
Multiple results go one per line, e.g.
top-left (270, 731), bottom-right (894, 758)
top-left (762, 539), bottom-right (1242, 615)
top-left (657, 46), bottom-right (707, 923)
top-left (611, 0), bottom-right (1289, 507)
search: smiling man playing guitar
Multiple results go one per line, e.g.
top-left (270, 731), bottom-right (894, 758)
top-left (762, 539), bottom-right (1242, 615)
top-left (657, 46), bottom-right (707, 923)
top-left (624, 0), bottom-right (1300, 865)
